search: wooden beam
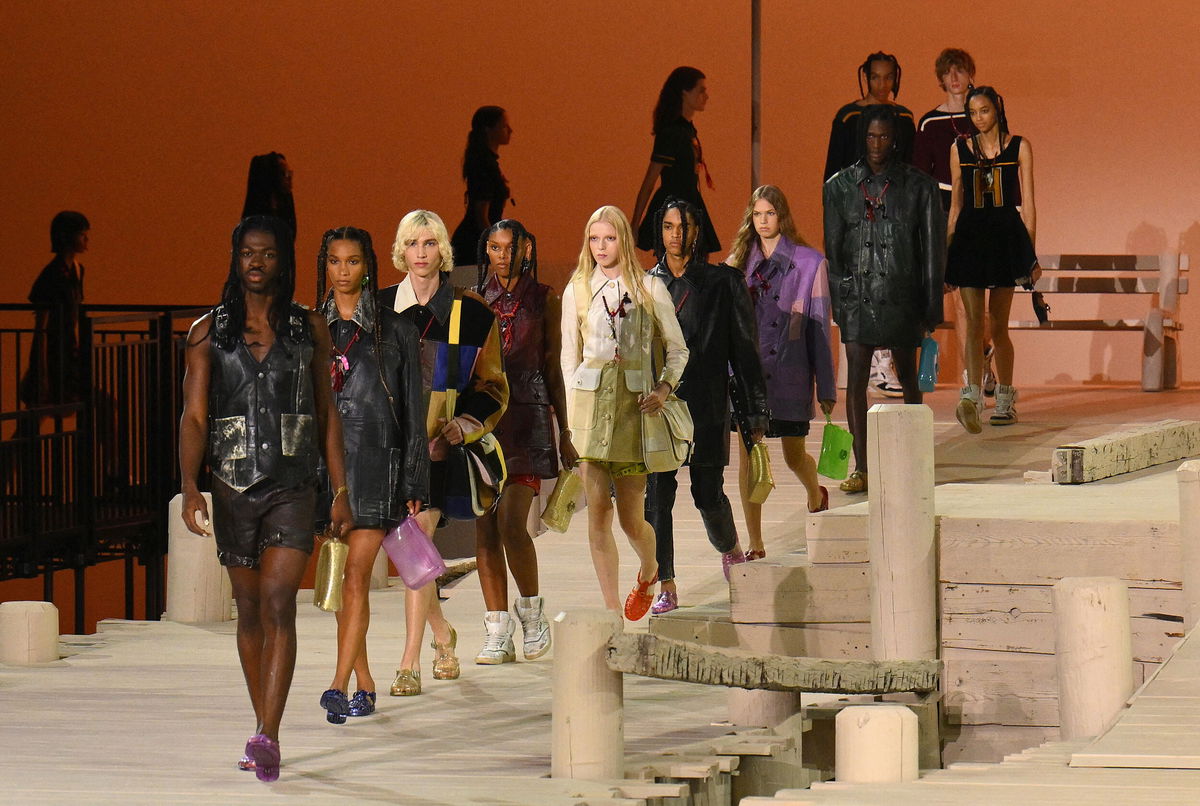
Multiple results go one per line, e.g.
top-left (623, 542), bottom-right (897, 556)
top-left (606, 632), bottom-right (939, 694)
top-left (1051, 419), bottom-right (1200, 484)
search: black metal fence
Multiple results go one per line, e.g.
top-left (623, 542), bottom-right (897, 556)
top-left (0, 303), bottom-right (207, 631)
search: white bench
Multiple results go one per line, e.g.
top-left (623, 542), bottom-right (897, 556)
top-left (1010, 253), bottom-right (1189, 391)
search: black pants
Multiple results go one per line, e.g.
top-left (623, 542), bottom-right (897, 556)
top-left (644, 465), bottom-right (738, 582)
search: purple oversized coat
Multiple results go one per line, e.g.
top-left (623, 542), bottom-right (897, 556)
top-left (743, 237), bottom-right (837, 422)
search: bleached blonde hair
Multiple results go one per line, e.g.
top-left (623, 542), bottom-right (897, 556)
top-left (571, 205), bottom-right (645, 304)
top-left (391, 209), bottom-right (455, 274)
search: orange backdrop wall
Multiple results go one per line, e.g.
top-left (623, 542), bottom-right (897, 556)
top-left (3, 1), bottom-right (1198, 629)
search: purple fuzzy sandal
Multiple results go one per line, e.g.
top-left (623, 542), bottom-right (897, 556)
top-left (245, 734), bottom-right (280, 782)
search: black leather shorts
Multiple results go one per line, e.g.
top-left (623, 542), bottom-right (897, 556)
top-left (212, 478), bottom-right (316, 568)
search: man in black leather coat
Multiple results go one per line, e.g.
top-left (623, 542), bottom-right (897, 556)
top-left (644, 197), bottom-right (770, 614)
top-left (823, 105), bottom-right (945, 494)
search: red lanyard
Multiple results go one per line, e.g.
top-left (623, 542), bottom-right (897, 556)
top-left (330, 324), bottom-right (363, 393)
top-left (674, 289), bottom-right (690, 314)
top-left (860, 179), bottom-right (891, 222)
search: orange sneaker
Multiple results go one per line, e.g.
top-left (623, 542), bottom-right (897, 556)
top-left (623, 570), bottom-right (658, 621)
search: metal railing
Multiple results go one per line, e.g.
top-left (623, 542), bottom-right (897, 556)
top-left (0, 303), bottom-right (208, 631)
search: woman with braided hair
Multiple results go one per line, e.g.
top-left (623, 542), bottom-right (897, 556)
top-left (946, 86), bottom-right (1038, 431)
top-left (471, 220), bottom-right (577, 664)
top-left (313, 227), bottom-right (428, 724)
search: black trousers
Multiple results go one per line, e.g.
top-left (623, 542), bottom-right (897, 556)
top-left (644, 465), bottom-right (738, 582)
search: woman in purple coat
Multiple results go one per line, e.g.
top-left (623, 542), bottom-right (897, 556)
top-left (726, 186), bottom-right (836, 560)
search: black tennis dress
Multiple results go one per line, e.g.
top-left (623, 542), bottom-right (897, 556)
top-left (945, 135), bottom-right (1037, 289)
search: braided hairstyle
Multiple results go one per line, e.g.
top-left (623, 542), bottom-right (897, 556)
top-left (475, 219), bottom-right (537, 293)
top-left (652, 196), bottom-right (706, 269)
top-left (316, 225), bottom-right (382, 357)
top-left (213, 215), bottom-right (305, 351)
top-left (857, 51), bottom-right (902, 100)
top-left (315, 226), bottom-right (404, 416)
top-left (965, 85), bottom-right (1009, 142)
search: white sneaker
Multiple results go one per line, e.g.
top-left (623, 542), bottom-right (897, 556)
top-left (475, 611), bottom-right (516, 664)
top-left (990, 384), bottom-right (1018, 425)
top-left (956, 385), bottom-right (983, 434)
top-left (514, 595), bottom-right (552, 660)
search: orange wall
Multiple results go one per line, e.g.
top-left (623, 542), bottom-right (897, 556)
top-left (3, 2), bottom-right (1200, 628)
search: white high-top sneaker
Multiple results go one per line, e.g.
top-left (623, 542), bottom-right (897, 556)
top-left (956, 384), bottom-right (983, 434)
top-left (475, 611), bottom-right (516, 665)
top-left (990, 384), bottom-right (1018, 425)
top-left (514, 595), bottom-right (552, 660)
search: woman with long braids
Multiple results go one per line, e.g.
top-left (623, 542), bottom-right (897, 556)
top-left (725, 186), bottom-right (835, 558)
top-left (823, 52), bottom-right (916, 181)
top-left (313, 227), bottom-right (428, 723)
top-left (378, 209), bottom-right (508, 695)
top-left (560, 205), bottom-right (687, 620)
top-left (633, 66), bottom-right (721, 256)
top-left (450, 106), bottom-right (513, 266)
top-left (946, 86), bottom-right (1037, 431)
top-left (471, 220), bottom-right (577, 663)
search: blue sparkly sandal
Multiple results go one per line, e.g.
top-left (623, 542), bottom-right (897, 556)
top-left (319, 688), bottom-right (350, 724)
top-left (348, 689), bottom-right (377, 717)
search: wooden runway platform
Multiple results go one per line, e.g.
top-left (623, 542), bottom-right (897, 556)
top-left (2, 384), bottom-right (1199, 803)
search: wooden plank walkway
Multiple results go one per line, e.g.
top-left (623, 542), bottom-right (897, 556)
top-left (3, 386), bottom-right (1200, 803)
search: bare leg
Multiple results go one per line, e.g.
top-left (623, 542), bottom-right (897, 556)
top-left (987, 288), bottom-right (1016, 385)
top-left (399, 508), bottom-right (451, 671)
top-left (579, 461), bottom-right (621, 610)
top-left (736, 434), bottom-right (763, 555)
top-left (959, 288), bottom-right (987, 388)
top-left (480, 483), bottom-right (539, 607)
top-left (229, 546), bottom-right (309, 741)
top-left (612, 473), bottom-right (658, 583)
top-left (500, 485), bottom-right (540, 597)
top-left (780, 436), bottom-right (823, 511)
top-left (330, 528), bottom-right (384, 694)
top-left (474, 510), bottom-right (507, 611)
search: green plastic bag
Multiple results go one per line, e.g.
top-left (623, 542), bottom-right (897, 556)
top-left (817, 415), bottom-right (853, 480)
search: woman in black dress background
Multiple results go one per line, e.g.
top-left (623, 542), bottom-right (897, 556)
top-left (633, 66), bottom-right (720, 255)
top-left (450, 106), bottom-right (513, 265)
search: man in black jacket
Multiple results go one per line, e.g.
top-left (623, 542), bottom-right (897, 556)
top-left (823, 105), bottom-right (945, 494)
top-left (644, 197), bottom-right (770, 614)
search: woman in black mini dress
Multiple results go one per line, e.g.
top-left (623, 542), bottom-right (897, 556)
top-left (946, 86), bottom-right (1038, 432)
top-left (314, 226), bottom-right (428, 723)
top-left (633, 66), bottom-right (721, 255)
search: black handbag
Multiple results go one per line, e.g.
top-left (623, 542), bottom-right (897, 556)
top-left (441, 297), bottom-right (506, 520)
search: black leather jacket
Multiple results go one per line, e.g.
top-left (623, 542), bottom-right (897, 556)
top-left (208, 302), bottom-right (317, 492)
top-left (823, 159), bottom-right (946, 348)
top-left (648, 260), bottom-right (769, 466)
top-left (322, 294), bottom-right (429, 525)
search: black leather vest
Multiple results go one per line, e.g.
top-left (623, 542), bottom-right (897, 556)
top-left (207, 303), bottom-right (318, 491)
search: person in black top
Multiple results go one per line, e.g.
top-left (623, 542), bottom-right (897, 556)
top-left (241, 152), bottom-right (296, 239)
top-left (450, 106), bottom-right (513, 265)
top-left (823, 52), bottom-right (916, 181)
top-left (643, 198), bottom-right (769, 613)
top-left (313, 226), bottom-right (428, 724)
top-left (178, 215), bottom-right (352, 782)
top-left (633, 66), bottom-right (721, 255)
top-left (21, 211), bottom-right (89, 408)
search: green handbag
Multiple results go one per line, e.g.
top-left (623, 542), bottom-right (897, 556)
top-left (817, 414), bottom-right (853, 480)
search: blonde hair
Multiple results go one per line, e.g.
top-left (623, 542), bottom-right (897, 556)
top-left (726, 185), bottom-right (808, 270)
top-left (571, 205), bottom-right (646, 304)
top-left (391, 209), bottom-right (455, 274)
